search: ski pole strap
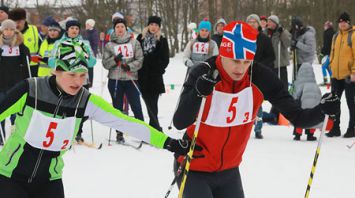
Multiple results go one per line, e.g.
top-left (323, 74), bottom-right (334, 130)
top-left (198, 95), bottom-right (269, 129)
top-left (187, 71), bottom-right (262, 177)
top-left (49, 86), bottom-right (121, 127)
top-left (304, 115), bottom-right (329, 198)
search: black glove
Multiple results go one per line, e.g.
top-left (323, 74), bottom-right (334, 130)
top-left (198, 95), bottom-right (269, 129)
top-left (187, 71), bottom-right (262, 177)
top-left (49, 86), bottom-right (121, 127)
top-left (114, 53), bottom-right (123, 64)
top-left (195, 73), bottom-right (218, 97)
top-left (320, 93), bottom-right (340, 116)
top-left (291, 39), bottom-right (297, 49)
top-left (164, 137), bottom-right (202, 156)
top-left (121, 63), bottom-right (130, 72)
top-left (277, 26), bottom-right (283, 33)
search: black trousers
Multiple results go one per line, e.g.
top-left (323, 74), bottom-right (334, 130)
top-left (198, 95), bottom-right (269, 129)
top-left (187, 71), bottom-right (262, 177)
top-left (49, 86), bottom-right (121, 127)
top-left (30, 65), bottom-right (39, 77)
top-left (142, 92), bottom-right (162, 131)
top-left (174, 161), bottom-right (245, 198)
top-left (0, 175), bottom-right (64, 198)
top-left (331, 78), bottom-right (355, 129)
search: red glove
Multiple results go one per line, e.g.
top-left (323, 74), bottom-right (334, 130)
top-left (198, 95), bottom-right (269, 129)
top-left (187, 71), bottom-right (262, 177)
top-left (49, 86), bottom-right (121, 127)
top-left (31, 55), bottom-right (42, 63)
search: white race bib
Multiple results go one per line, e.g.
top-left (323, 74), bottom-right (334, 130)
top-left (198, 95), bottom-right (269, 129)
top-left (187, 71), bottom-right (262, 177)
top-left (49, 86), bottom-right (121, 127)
top-left (113, 43), bottom-right (134, 59)
top-left (25, 110), bottom-right (76, 151)
top-left (1, 45), bottom-right (20, 56)
top-left (205, 87), bottom-right (254, 127)
top-left (192, 42), bottom-right (209, 54)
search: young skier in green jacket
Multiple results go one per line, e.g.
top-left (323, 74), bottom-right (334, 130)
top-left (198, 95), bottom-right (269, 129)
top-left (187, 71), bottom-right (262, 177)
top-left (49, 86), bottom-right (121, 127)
top-left (0, 38), bottom-right (188, 198)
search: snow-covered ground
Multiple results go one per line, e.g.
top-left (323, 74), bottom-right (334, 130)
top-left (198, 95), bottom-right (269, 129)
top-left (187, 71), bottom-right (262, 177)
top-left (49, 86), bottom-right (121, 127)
top-left (2, 54), bottom-right (354, 198)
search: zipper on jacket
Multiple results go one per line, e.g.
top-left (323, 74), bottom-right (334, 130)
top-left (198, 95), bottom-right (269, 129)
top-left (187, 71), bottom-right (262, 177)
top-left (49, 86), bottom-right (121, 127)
top-left (218, 81), bottom-right (236, 170)
top-left (28, 94), bottom-right (63, 183)
top-left (5, 144), bottom-right (21, 166)
top-left (337, 34), bottom-right (344, 79)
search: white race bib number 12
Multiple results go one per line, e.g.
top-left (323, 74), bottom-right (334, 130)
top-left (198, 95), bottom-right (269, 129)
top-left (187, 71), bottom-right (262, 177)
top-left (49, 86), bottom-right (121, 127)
top-left (192, 42), bottom-right (209, 54)
top-left (114, 43), bottom-right (134, 59)
top-left (204, 87), bottom-right (254, 127)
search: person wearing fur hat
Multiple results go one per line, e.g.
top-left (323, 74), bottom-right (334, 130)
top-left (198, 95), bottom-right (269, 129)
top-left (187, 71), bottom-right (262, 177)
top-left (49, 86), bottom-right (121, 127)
top-left (327, 12), bottom-right (355, 138)
top-left (8, 8), bottom-right (41, 77)
top-left (212, 18), bottom-right (226, 48)
top-left (38, 21), bottom-right (63, 77)
top-left (0, 6), bottom-right (9, 25)
top-left (0, 19), bottom-right (30, 145)
top-left (183, 18), bottom-right (219, 75)
top-left (136, 15), bottom-right (169, 132)
top-left (102, 18), bottom-right (145, 143)
top-left (246, 14), bottom-right (275, 139)
top-left (172, 21), bottom-right (339, 198)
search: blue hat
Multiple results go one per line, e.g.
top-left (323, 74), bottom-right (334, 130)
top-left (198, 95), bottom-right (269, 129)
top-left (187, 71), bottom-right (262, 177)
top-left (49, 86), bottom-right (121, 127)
top-left (42, 16), bottom-right (55, 26)
top-left (198, 18), bottom-right (212, 32)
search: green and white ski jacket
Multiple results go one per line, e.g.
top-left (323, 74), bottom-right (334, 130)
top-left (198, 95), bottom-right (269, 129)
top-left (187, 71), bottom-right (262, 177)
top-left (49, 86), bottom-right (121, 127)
top-left (0, 76), bottom-right (168, 183)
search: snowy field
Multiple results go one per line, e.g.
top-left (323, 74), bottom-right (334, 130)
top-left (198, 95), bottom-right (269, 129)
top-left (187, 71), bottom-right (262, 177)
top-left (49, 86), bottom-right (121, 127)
top-left (2, 54), bottom-right (354, 198)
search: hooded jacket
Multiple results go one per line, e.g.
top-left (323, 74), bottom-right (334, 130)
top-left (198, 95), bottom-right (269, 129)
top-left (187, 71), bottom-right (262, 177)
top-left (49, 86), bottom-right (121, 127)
top-left (292, 63), bottom-right (322, 129)
top-left (212, 18), bottom-right (227, 48)
top-left (329, 26), bottom-right (355, 80)
top-left (102, 31), bottom-right (143, 80)
top-left (0, 30), bottom-right (31, 91)
top-left (173, 56), bottom-right (325, 172)
top-left (294, 26), bottom-right (317, 64)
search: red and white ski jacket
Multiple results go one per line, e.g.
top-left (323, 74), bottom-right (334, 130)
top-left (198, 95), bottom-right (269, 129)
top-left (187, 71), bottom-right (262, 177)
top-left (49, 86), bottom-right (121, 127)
top-left (173, 55), bottom-right (325, 172)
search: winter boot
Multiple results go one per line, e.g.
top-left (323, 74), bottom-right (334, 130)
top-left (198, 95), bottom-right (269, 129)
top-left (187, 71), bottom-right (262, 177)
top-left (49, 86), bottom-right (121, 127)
top-left (319, 77), bottom-right (328, 86)
top-left (343, 127), bottom-right (355, 138)
top-left (75, 134), bottom-right (84, 143)
top-left (293, 134), bottom-right (301, 141)
top-left (255, 132), bottom-right (263, 139)
top-left (116, 131), bottom-right (125, 143)
top-left (307, 133), bottom-right (317, 141)
top-left (326, 126), bottom-right (341, 137)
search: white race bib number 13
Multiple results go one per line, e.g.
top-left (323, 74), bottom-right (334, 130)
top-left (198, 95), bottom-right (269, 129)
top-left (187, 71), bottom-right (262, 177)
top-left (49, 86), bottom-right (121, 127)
top-left (204, 87), bottom-right (254, 127)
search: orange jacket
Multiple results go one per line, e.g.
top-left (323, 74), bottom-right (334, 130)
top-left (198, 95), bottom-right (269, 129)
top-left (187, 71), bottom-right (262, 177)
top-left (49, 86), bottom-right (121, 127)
top-left (329, 26), bottom-right (355, 80)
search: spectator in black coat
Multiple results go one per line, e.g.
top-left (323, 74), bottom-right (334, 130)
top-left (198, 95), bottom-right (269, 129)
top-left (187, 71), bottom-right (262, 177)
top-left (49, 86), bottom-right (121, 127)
top-left (246, 14), bottom-right (276, 139)
top-left (137, 16), bottom-right (169, 131)
top-left (0, 19), bottom-right (30, 143)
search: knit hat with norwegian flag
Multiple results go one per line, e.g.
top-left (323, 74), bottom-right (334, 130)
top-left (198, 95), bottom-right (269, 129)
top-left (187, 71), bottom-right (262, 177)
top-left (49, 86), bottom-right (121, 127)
top-left (219, 21), bottom-right (258, 60)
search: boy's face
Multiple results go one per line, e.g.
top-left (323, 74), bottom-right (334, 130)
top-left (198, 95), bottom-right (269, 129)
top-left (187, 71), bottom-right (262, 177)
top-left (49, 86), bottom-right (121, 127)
top-left (221, 57), bottom-right (252, 81)
top-left (338, 21), bottom-right (350, 31)
top-left (67, 26), bottom-right (80, 38)
top-left (54, 70), bottom-right (87, 95)
top-left (15, 19), bottom-right (26, 31)
top-left (216, 23), bottom-right (225, 34)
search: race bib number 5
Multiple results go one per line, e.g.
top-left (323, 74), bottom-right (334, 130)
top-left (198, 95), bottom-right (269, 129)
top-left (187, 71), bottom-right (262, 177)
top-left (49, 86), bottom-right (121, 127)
top-left (42, 122), bottom-right (69, 150)
top-left (25, 110), bottom-right (76, 151)
top-left (205, 87), bottom-right (254, 127)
